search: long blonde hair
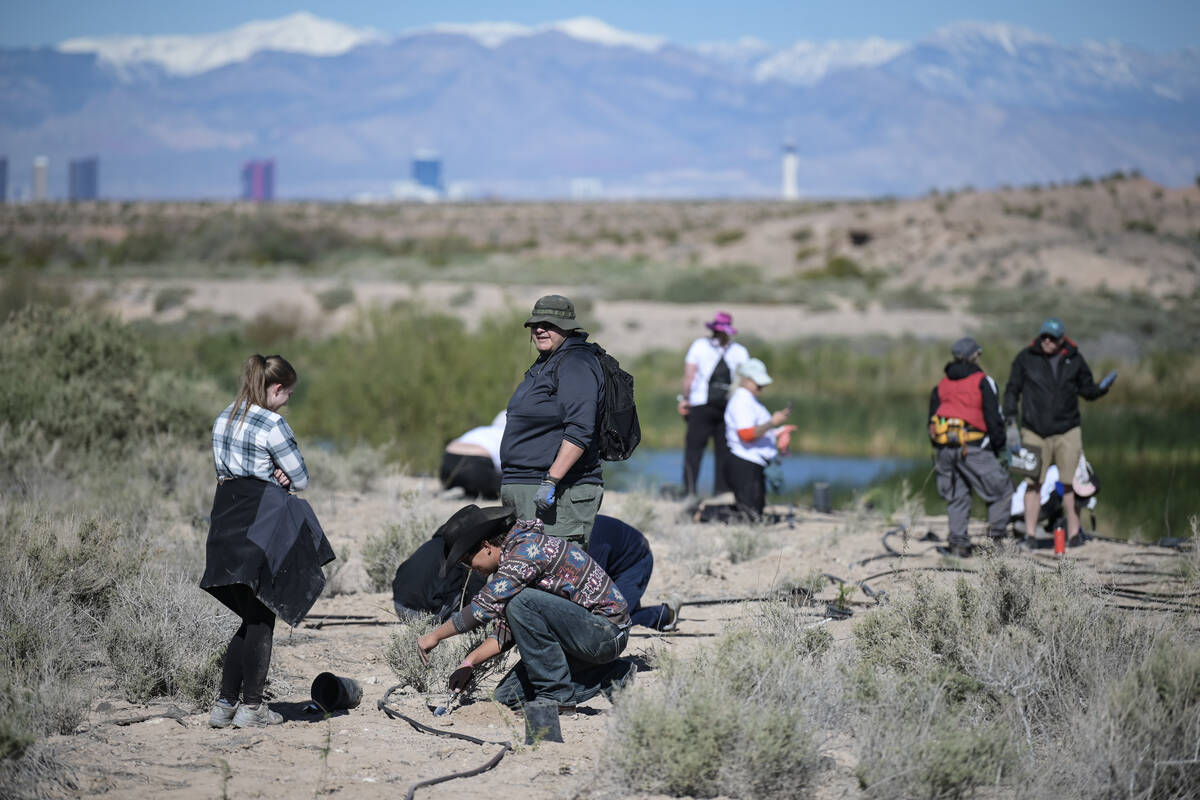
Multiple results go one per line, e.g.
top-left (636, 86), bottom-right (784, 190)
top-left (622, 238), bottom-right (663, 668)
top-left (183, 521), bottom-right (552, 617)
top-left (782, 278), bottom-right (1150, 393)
top-left (232, 354), bottom-right (297, 426)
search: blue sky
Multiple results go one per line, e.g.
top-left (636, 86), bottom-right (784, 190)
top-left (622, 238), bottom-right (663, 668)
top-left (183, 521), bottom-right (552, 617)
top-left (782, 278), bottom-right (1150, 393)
top-left (4, 0), bottom-right (1199, 51)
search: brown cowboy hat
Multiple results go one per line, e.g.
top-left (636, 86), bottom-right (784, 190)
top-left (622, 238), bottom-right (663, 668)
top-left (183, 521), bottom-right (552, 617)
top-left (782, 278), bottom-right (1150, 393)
top-left (438, 504), bottom-right (516, 577)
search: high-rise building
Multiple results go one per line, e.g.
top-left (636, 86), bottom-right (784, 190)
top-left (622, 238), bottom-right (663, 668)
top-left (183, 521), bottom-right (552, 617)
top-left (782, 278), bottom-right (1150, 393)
top-left (411, 150), bottom-right (443, 194)
top-left (781, 142), bottom-right (799, 201)
top-left (0, 157), bottom-right (7, 203)
top-left (241, 159), bottom-right (275, 201)
top-left (69, 156), bottom-right (99, 200)
top-left (32, 156), bottom-right (49, 202)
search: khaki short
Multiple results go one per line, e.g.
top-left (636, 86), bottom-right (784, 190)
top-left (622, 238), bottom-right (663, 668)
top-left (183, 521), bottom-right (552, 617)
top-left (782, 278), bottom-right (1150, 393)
top-left (1021, 427), bottom-right (1082, 487)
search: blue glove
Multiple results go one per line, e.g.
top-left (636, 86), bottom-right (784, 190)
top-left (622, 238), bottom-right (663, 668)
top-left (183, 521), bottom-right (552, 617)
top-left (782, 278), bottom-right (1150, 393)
top-left (1099, 371), bottom-right (1118, 391)
top-left (1005, 422), bottom-right (1021, 455)
top-left (534, 478), bottom-right (558, 517)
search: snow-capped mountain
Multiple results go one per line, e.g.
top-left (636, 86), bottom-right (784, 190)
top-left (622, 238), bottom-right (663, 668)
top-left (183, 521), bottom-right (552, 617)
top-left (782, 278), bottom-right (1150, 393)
top-left (5, 13), bottom-right (1196, 199)
top-left (57, 11), bottom-right (386, 77)
top-left (753, 38), bottom-right (910, 85)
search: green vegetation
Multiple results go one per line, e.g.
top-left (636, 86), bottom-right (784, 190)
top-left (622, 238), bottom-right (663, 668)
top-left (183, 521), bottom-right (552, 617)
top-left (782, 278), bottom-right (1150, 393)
top-left (712, 228), bottom-right (746, 246)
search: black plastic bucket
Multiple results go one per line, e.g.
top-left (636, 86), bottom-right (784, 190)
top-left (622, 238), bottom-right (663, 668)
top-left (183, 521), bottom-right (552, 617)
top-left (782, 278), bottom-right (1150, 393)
top-left (311, 672), bottom-right (363, 712)
top-left (523, 699), bottom-right (563, 744)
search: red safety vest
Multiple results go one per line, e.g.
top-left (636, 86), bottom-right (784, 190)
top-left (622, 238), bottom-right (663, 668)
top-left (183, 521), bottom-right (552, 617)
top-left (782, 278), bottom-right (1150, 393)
top-left (935, 374), bottom-right (988, 432)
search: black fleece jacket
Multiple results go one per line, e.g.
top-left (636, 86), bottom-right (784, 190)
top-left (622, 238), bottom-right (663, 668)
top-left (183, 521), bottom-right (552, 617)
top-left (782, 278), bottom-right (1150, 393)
top-left (1003, 338), bottom-right (1107, 437)
top-left (500, 334), bottom-right (604, 486)
top-left (928, 361), bottom-right (1007, 454)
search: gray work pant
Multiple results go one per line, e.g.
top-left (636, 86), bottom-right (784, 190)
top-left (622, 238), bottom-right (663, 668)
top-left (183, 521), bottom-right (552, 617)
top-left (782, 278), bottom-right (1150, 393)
top-left (935, 446), bottom-right (1014, 544)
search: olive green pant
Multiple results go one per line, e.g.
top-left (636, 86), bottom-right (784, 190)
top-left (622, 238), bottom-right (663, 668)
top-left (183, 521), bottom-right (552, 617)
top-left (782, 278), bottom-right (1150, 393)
top-left (500, 482), bottom-right (603, 548)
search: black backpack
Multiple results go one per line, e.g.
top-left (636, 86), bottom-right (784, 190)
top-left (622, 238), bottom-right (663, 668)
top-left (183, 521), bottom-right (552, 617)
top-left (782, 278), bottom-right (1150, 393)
top-left (707, 354), bottom-right (733, 407)
top-left (560, 343), bottom-right (641, 461)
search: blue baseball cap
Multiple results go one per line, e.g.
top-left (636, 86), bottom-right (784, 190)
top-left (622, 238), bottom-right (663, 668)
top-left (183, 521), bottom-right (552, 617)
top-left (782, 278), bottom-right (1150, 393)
top-left (1038, 318), bottom-right (1064, 338)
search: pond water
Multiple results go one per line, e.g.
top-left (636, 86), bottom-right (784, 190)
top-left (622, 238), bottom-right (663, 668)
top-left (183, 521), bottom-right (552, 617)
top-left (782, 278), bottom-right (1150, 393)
top-left (603, 449), bottom-right (920, 494)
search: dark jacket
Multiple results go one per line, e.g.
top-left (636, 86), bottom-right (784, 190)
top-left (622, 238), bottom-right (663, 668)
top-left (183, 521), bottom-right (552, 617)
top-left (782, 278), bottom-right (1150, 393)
top-left (200, 478), bottom-right (335, 627)
top-left (500, 334), bottom-right (604, 486)
top-left (1003, 338), bottom-right (1107, 437)
top-left (391, 532), bottom-right (486, 622)
top-left (929, 362), bottom-right (1006, 454)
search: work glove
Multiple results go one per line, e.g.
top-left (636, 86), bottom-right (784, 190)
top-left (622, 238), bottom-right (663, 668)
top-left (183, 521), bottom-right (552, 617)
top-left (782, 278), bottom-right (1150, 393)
top-left (448, 663), bottom-right (474, 693)
top-left (534, 477), bottom-right (558, 516)
top-left (1099, 371), bottom-right (1118, 391)
top-left (1005, 423), bottom-right (1021, 455)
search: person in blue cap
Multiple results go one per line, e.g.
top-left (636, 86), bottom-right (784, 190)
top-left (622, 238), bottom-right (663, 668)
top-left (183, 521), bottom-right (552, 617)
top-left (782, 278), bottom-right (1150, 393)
top-left (1003, 318), bottom-right (1117, 545)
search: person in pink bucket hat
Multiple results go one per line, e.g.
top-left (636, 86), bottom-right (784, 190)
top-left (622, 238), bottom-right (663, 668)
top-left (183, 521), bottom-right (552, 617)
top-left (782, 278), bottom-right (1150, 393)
top-left (677, 312), bottom-right (750, 497)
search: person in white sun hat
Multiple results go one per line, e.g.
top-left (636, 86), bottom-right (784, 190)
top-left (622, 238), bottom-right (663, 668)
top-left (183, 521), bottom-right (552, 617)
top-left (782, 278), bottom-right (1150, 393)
top-left (723, 358), bottom-right (793, 520)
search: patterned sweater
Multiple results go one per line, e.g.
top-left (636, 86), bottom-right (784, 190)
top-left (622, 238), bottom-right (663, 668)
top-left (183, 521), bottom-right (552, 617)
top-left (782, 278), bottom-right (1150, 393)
top-left (450, 519), bottom-right (629, 648)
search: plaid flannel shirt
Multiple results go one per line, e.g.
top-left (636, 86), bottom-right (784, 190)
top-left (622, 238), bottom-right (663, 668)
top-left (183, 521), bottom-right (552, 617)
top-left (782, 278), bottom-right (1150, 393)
top-left (212, 402), bottom-right (309, 491)
top-left (450, 519), bottom-right (629, 649)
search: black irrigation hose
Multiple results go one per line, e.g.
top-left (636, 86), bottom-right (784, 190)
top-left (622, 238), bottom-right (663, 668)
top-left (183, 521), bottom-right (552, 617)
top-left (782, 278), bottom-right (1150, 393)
top-left (377, 684), bottom-right (512, 800)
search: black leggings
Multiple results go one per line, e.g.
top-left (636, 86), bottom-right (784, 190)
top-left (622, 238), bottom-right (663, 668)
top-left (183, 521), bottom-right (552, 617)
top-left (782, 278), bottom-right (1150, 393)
top-left (218, 585), bottom-right (276, 706)
top-left (683, 404), bottom-right (732, 496)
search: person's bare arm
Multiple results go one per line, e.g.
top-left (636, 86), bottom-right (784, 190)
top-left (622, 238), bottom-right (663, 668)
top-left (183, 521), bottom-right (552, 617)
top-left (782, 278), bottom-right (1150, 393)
top-left (679, 362), bottom-right (698, 415)
top-left (547, 440), bottom-right (584, 482)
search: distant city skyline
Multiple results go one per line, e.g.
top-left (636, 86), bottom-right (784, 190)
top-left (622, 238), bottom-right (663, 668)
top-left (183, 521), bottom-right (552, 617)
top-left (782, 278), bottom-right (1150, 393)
top-left (5, 1), bottom-right (1199, 52)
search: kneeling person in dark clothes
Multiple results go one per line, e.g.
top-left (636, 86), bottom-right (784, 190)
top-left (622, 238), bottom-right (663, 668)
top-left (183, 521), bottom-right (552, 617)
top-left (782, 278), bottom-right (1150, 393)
top-left (417, 506), bottom-right (634, 711)
top-left (929, 337), bottom-right (1014, 556)
top-left (588, 515), bottom-right (681, 631)
top-left (393, 514), bottom-right (679, 631)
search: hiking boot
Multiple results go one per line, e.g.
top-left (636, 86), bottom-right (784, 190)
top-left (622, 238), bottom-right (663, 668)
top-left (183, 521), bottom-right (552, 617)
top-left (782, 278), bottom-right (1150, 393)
top-left (208, 699), bottom-right (238, 729)
top-left (660, 595), bottom-right (683, 632)
top-left (232, 703), bottom-right (283, 728)
top-left (937, 542), bottom-right (973, 559)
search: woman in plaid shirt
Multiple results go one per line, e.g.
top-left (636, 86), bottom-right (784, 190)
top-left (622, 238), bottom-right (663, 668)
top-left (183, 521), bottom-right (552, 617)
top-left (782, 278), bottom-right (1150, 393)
top-left (202, 354), bottom-right (326, 730)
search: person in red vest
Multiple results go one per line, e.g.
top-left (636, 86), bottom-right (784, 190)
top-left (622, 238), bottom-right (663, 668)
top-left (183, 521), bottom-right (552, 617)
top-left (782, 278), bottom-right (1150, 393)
top-left (928, 337), bottom-right (1014, 557)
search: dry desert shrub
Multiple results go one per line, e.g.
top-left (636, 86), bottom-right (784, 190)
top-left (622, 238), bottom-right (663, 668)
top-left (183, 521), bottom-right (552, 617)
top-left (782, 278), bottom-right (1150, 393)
top-left (847, 556), bottom-right (1200, 798)
top-left (99, 568), bottom-right (233, 705)
top-left (383, 615), bottom-right (504, 697)
top-left (0, 561), bottom-right (94, 760)
top-left (600, 602), bottom-right (839, 799)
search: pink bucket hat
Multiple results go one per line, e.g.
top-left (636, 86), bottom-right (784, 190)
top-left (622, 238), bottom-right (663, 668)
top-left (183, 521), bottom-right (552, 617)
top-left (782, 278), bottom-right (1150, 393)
top-left (705, 311), bottom-right (737, 336)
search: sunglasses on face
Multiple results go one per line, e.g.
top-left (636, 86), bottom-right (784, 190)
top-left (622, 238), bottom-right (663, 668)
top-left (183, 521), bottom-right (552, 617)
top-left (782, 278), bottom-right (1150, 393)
top-left (1039, 334), bottom-right (1061, 343)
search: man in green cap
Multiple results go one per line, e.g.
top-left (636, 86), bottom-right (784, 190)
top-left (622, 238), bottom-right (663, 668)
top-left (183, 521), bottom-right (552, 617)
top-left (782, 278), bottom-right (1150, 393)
top-left (1003, 318), bottom-right (1117, 545)
top-left (499, 295), bottom-right (605, 547)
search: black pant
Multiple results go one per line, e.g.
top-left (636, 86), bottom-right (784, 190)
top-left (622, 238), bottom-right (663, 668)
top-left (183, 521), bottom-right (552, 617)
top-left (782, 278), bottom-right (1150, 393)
top-left (725, 455), bottom-right (766, 520)
top-left (440, 452), bottom-right (501, 499)
top-left (218, 584), bottom-right (276, 706)
top-left (682, 403), bottom-right (732, 496)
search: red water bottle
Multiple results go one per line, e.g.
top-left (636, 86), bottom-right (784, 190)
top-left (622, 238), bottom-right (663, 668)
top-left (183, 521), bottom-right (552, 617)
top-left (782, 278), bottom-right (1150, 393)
top-left (1053, 526), bottom-right (1066, 555)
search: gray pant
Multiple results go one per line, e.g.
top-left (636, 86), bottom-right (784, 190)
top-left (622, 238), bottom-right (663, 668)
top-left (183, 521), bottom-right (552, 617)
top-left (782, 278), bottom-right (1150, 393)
top-left (935, 446), bottom-right (1014, 544)
top-left (500, 482), bottom-right (603, 548)
top-left (492, 589), bottom-right (629, 708)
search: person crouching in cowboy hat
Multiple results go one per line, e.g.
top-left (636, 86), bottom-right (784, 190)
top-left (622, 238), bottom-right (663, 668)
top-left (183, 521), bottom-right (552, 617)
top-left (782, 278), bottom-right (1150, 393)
top-left (416, 505), bottom-right (635, 712)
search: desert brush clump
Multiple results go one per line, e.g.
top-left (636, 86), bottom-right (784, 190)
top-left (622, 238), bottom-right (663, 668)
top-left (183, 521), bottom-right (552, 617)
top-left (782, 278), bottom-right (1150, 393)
top-left (846, 556), bottom-right (1200, 798)
top-left (600, 602), bottom-right (838, 799)
top-left (383, 615), bottom-right (504, 697)
top-left (100, 568), bottom-right (233, 705)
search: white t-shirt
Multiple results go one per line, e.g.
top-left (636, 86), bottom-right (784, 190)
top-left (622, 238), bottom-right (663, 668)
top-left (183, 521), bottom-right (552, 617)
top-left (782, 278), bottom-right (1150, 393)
top-left (724, 386), bottom-right (778, 466)
top-left (455, 412), bottom-right (506, 470)
top-left (685, 337), bottom-right (750, 406)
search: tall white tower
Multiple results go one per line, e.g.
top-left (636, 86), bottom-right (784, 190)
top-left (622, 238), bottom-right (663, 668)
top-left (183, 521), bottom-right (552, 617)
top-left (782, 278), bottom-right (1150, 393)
top-left (781, 142), bottom-right (798, 201)
top-left (32, 156), bottom-right (48, 202)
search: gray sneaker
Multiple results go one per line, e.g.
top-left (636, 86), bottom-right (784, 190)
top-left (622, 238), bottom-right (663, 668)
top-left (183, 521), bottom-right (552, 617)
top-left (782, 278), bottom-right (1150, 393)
top-left (232, 703), bottom-right (283, 728)
top-left (660, 595), bottom-right (683, 632)
top-left (209, 700), bottom-right (238, 728)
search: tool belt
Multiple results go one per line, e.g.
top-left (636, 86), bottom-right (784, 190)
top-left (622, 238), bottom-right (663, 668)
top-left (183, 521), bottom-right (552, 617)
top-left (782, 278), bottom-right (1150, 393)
top-left (930, 415), bottom-right (986, 454)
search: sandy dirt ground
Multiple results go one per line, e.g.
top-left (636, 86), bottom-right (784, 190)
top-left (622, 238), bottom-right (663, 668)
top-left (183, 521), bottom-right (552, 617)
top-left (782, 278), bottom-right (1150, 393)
top-left (40, 475), bottom-right (1187, 800)
top-left (75, 277), bottom-right (978, 357)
